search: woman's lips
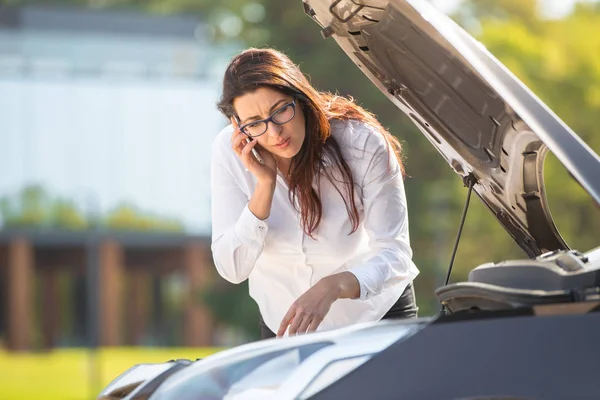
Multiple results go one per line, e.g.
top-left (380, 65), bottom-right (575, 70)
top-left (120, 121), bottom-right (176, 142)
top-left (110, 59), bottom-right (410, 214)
top-left (274, 137), bottom-right (291, 149)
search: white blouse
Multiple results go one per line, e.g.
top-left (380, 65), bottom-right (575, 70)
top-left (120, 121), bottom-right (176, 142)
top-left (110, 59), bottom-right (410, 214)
top-left (210, 119), bottom-right (419, 335)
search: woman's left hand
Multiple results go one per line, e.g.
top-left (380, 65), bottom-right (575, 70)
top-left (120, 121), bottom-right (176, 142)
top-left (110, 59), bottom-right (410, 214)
top-left (277, 272), bottom-right (360, 337)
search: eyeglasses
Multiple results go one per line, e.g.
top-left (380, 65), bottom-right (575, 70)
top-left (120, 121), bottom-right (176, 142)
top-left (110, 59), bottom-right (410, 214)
top-left (237, 99), bottom-right (296, 138)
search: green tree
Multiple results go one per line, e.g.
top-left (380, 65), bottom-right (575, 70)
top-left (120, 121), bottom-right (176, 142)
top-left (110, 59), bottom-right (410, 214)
top-left (0, 185), bottom-right (55, 227)
top-left (49, 198), bottom-right (88, 229)
top-left (104, 203), bottom-right (184, 232)
top-left (0, 185), bottom-right (184, 232)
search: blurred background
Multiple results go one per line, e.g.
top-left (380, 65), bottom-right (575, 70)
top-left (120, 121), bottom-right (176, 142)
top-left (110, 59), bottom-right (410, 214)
top-left (0, 0), bottom-right (598, 398)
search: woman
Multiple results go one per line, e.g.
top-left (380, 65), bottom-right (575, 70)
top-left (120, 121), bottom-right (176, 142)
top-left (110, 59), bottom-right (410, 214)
top-left (211, 48), bottom-right (419, 339)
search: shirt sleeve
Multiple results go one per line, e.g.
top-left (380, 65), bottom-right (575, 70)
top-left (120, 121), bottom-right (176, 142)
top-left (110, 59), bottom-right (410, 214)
top-left (210, 129), bottom-right (269, 284)
top-left (346, 125), bottom-right (418, 300)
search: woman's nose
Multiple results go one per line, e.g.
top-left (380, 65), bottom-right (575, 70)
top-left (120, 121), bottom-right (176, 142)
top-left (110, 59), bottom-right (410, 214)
top-left (266, 121), bottom-right (283, 138)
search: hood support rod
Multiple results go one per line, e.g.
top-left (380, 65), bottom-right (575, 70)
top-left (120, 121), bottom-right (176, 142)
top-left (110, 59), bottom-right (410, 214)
top-left (441, 173), bottom-right (477, 313)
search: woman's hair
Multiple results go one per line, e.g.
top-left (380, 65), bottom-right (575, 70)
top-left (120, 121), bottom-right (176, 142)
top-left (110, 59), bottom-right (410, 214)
top-left (217, 48), bottom-right (404, 236)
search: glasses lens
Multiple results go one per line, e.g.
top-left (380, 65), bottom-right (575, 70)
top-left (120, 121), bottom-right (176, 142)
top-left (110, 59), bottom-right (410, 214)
top-left (244, 121), bottom-right (267, 137)
top-left (272, 104), bottom-right (295, 125)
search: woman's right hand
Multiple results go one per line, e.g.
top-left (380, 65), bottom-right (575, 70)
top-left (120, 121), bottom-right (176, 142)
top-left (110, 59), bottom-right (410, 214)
top-left (230, 117), bottom-right (277, 184)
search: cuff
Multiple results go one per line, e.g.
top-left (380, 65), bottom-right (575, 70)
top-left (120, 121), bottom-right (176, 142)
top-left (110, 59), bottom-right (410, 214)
top-left (347, 265), bottom-right (383, 301)
top-left (234, 204), bottom-right (269, 248)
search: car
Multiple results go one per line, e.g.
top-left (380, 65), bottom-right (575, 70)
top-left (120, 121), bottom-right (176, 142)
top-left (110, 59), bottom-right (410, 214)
top-left (98, 1), bottom-right (600, 399)
top-left (98, 319), bottom-right (430, 399)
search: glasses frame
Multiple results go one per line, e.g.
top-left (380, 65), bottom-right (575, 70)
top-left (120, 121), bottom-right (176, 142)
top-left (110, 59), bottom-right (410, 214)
top-left (237, 98), bottom-right (296, 138)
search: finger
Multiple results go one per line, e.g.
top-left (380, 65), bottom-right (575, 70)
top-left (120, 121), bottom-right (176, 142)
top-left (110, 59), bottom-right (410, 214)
top-left (278, 307), bottom-right (297, 337)
top-left (240, 137), bottom-right (258, 156)
top-left (307, 316), bottom-right (324, 333)
top-left (296, 316), bottom-right (312, 335)
top-left (288, 312), bottom-right (305, 336)
top-left (240, 138), bottom-right (260, 163)
top-left (231, 132), bottom-right (248, 156)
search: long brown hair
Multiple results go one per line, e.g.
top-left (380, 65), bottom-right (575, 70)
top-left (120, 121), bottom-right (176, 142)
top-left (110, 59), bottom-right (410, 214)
top-left (217, 48), bottom-right (404, 236)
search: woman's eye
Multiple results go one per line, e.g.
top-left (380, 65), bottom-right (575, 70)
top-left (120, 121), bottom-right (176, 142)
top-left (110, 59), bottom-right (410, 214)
top-left (274, 106), bottom-right (288, 115)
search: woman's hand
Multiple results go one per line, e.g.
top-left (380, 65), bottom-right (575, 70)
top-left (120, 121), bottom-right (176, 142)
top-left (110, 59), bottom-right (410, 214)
top-left (277, 272), bottom-right (361, 337)
top-left (230, 117), bottom-right (277, 185)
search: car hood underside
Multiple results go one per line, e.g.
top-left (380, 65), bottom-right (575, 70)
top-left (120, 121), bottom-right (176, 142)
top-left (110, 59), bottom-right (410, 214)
top-left (302, 0), bottom-right (600, 257)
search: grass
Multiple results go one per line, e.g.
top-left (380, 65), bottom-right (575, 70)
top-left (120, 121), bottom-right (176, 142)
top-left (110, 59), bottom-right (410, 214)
top-left (0, 347), bottom-right (221, 400)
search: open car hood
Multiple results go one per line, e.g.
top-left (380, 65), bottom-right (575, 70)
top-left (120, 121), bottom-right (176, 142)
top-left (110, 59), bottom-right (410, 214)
top-left (302, 0), bottom-right (600, 257)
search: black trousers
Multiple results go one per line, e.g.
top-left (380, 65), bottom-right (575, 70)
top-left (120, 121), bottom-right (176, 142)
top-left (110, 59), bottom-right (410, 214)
top-left (259, 282), bottom-right (418, 340)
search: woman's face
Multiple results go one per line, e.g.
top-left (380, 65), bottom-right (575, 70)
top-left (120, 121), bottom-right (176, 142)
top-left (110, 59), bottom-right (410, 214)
top-left (233, 87), bottom-right (306, 160)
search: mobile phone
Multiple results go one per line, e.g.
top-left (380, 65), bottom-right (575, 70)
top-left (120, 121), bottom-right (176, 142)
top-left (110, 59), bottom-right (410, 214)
top-left (245, 137), bottom-right (265, 164)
